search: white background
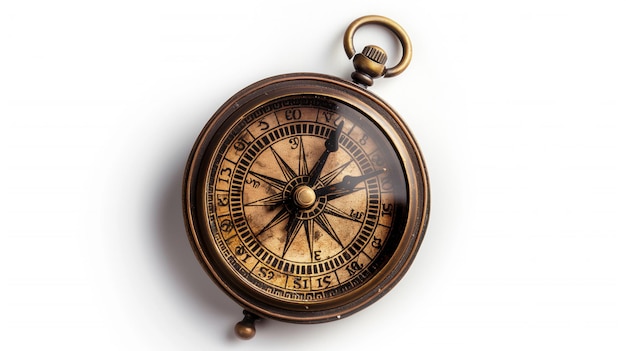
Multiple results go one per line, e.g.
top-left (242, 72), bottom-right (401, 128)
top-left (1, 0), bottom-right (624, 350)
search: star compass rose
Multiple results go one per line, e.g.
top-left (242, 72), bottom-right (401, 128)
top-left (240, 120), bottom-right (386, 263)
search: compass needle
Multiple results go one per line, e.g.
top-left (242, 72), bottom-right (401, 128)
top-left (308, 121), bottom-right (344, 186)
top-left (315, 169), bottom-right (386, 199)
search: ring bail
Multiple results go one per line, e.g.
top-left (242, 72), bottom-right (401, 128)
top-left (343, 15), bottom-right (413, 86)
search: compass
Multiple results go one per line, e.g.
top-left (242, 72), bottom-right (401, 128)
top-left (183, 16), bottom-right (429, 339)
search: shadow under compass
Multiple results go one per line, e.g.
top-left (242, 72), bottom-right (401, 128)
top-left (151, 125), bottom-right (243, 341)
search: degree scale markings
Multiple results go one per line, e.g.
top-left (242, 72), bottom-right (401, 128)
top-left (230, 122), bottom-right (380, 269)
top-left (208, 95), bottom-right (402, 300)
top-left (227, 124), bottom-right (384, 286)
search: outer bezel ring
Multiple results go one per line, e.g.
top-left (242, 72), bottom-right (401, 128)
top-left (183, 73), bottom-right (429, 323)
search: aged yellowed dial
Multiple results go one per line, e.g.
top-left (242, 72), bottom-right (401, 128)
top-left (183, 16), bottom-right (429, 339)
top-left (210, 93), bottom-right (406, 300)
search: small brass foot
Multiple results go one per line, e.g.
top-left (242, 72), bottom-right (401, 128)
top-left (234, 310), bottom-right (261, 340)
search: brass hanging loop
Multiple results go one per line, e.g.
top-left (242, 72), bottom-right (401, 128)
top-left (343, 15), bottom-right (413, 86)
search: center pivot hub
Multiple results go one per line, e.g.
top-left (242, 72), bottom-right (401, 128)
top-left (293, 185), bottom-right (316, 208)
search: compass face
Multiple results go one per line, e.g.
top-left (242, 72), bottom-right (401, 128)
top-left (184, 74), bottom-right (428, 322)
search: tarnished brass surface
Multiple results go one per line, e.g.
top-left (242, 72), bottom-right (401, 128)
top-left (183, 74), bottom-right (429, 326)
top-left (182, 16), bottom-right (428, 339)
top-left (234, 311), bottom-right (260, 340)
top-left (343, 15), bottom-right (413, 80)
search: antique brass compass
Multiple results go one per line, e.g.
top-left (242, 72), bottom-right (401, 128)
top-left (183, 15), bottom-right (429, 339)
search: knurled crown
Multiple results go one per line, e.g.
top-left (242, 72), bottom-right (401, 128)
top-left (351, 45), bottom-right (388, 87)
top-left (362, 45), bottom-right (387, 64)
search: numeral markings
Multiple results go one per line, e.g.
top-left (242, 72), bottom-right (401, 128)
top-left (208, 99), bottom-right (402, 301)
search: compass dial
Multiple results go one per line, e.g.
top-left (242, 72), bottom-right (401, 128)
top-left (184, 74), bottom-right (428, 323)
